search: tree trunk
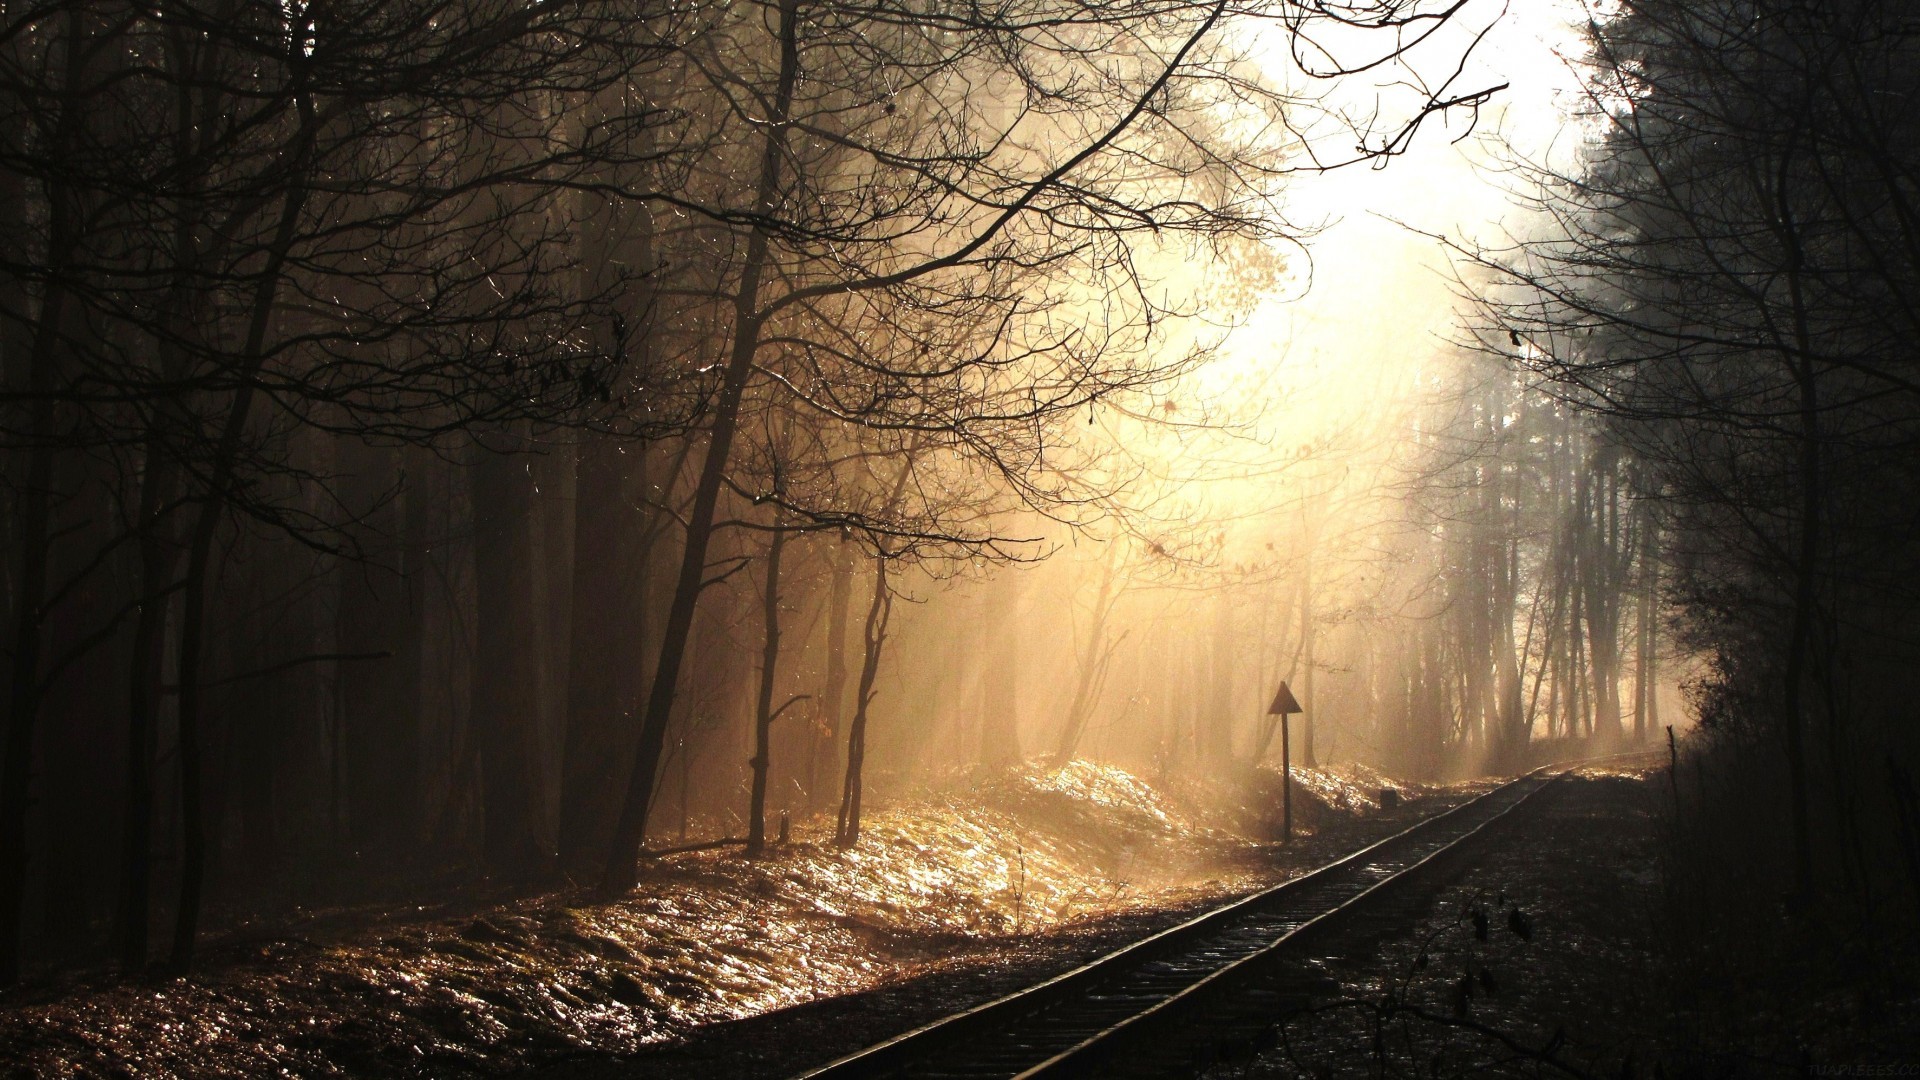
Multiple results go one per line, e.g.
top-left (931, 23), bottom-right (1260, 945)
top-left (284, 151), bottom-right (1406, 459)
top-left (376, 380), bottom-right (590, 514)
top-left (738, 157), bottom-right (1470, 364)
top-left (598, 0), bottom-right (800, 895)
top-left (1632, 524), bottom-right (1656, 742)
top-left (0, 309), bottom-right (59, 987)
top-left (1583, 465), bottom-right (1625, 740)
top-left (1298, 557), bottom-right (1316, 768)
top-left (1777, 160), bottom-right (1820, 905)
top-left (979, 572), bottom-right (1024, 769)
top-left (334, 440), bottom-right (419, 863)
top-left (0, 5), bottom-right (95, 982)
top-left (813, 536), bottom-right (853, 807)
top-left (1780, 369), bottom-right (1819, 904)
top-left (836, 554), bottom-right (892, 847)
top-left (747, 522), bottom-right (786, 855)
top-left (114, 443), bottom-right (179, 971)
top-left (113, 17), bottom-right (209, 963)
top-left (558, 437), bottom-right (652, 874)
top-left (1202, 591), bottom-right (1234, 764)
top-left (165, 42), bottom-right (322, 969)
top-left (470, 434), bottom-right (553, 880)
top-left (1052, 558), bottom-right (1119, 766)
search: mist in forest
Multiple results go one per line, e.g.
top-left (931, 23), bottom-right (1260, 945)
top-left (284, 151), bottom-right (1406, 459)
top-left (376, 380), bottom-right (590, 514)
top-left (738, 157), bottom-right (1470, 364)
top-left (0, 0), bottom-right (1673, 975)
top-left (1, 0), bottom-right (1915, 1030)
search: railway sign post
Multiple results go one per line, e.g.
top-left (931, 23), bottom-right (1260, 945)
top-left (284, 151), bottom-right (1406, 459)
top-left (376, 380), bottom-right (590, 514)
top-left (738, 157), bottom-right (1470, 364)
top-left (1269, 680), bottom-right (1303, 840)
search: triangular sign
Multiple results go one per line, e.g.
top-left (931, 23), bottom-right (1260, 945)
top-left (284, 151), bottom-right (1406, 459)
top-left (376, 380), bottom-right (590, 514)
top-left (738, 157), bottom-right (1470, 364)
top-left (1268, 680), bottom-right (1302, 715)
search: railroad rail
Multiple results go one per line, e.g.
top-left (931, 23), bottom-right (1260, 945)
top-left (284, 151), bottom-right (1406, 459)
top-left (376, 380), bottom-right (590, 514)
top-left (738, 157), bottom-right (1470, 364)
top-left (794, 759), bottom-right (1646, 1079)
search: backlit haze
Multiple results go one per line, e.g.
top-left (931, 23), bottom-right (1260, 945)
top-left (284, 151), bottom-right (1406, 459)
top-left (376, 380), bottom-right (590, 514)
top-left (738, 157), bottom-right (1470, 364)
top-left (848, 0), bottom-right (1652, 789)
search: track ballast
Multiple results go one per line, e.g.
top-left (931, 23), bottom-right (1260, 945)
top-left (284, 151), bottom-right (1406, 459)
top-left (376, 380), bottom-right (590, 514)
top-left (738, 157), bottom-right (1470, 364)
top-left (792, 765), bottom-right (1592, 1079)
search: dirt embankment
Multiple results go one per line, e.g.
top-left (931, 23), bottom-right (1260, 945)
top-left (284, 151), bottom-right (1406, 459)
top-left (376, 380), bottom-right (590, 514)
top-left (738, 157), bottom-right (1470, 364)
top-left (0, 761), bottom-right (1427, 1078)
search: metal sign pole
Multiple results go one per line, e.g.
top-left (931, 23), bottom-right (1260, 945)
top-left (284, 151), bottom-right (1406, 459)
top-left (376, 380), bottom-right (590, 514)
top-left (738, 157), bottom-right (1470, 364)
top-left (1280, 705), bottom-right (1292, 841)
top-left (1268, 680), bottom-right (1302, 843)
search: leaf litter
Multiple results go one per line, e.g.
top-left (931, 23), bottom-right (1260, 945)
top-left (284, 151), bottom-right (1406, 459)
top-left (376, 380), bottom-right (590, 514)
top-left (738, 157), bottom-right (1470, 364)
top-left (0, 761), bottom-right (1425, 1078)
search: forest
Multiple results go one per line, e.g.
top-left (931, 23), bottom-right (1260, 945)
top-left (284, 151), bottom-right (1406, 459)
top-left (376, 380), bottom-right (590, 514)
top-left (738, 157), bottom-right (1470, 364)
top-left (0, 0), bottom-right (1915, 1074)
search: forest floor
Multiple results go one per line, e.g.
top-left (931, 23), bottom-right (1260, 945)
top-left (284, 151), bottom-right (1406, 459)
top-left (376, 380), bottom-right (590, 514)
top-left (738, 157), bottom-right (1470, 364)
top-left (0, 760), bottom-right (1468, 1078)
top-left (1205, 766), bottom-right (1920, 1080)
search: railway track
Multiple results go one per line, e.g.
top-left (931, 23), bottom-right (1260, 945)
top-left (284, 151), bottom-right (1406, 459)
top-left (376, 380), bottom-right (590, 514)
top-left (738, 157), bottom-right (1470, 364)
top-left (794, 760), bottom-right (1641, 1080)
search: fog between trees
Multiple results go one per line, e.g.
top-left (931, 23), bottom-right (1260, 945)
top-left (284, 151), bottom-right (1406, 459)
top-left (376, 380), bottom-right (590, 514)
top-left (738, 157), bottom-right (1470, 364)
top-left (2, 0), bottom-right (1904, 989)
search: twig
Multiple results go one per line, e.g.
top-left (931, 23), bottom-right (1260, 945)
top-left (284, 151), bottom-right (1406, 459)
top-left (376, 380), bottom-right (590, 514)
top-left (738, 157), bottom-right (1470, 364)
top-left (639, 836), bottom-right (749, 859)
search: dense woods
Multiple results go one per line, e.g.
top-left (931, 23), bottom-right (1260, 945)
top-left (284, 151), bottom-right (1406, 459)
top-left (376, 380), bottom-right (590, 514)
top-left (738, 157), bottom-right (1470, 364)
top-left (1, 0), bottom-right (1913, 1028)
top-left (0, 0), bottom-right (1503, 981)
top-left (1455, 0), bottom-right (1920, 929)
